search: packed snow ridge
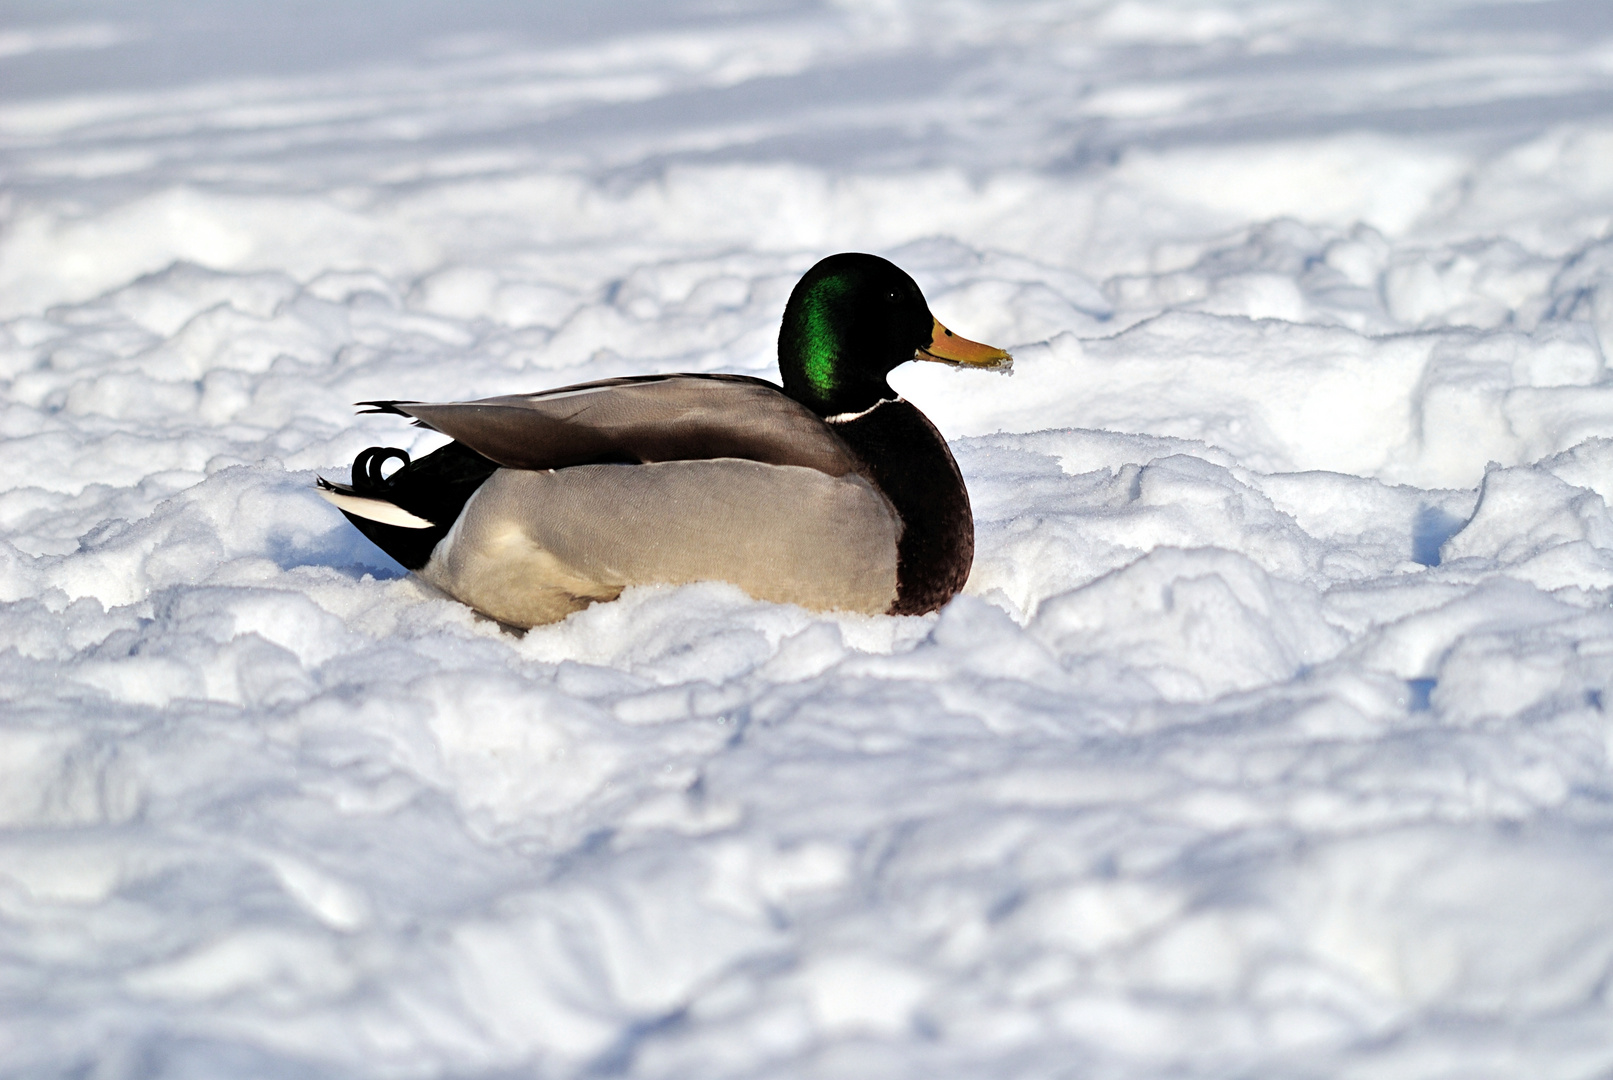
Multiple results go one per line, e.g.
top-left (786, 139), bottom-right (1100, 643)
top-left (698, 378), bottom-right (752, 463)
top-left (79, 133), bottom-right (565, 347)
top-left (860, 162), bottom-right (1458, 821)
top-left (4, 1), bottom-right (1613, 1077)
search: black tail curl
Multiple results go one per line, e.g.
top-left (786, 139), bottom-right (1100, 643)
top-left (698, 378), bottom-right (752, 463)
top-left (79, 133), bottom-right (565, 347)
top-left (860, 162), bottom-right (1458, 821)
top-left (326, 439), bottom-right (500, 571)
top-left (352, 446), bottom-right (411, 491)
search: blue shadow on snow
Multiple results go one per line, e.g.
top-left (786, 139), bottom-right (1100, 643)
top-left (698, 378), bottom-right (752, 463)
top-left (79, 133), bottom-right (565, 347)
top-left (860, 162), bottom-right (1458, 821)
top-left (1405, 677), bottom-right (1437, 712)
top-left (1411, 504), bottom-right (1466, 567)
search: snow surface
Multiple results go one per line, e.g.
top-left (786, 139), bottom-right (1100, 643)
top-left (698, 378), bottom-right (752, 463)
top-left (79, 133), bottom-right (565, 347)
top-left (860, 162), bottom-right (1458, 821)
top-left (5, 0), bottom-right (1613, 1076)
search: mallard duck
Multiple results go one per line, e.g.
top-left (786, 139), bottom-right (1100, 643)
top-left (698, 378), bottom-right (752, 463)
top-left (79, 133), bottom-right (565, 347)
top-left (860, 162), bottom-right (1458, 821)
top-left (317, 252), bottom-right (1011, 627)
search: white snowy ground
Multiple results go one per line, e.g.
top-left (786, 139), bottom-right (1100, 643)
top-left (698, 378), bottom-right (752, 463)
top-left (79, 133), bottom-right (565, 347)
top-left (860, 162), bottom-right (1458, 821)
top-left (4, 0), bottom-right (1613, 1076)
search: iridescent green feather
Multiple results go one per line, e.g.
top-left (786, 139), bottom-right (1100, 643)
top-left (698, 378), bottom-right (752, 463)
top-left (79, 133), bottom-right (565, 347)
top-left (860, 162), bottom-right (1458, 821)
top-left (799, 274), bottom-right (852, 397)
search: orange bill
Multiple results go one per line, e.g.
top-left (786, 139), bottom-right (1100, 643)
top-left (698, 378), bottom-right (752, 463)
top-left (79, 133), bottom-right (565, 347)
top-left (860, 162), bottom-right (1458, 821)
top-left (916, 318), bottom-right (1013, 371)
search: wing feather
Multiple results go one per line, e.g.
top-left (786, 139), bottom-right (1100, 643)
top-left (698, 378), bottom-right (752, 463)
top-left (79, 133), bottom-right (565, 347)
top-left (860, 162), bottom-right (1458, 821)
top-left (361, 374), bottom-right (861, 477)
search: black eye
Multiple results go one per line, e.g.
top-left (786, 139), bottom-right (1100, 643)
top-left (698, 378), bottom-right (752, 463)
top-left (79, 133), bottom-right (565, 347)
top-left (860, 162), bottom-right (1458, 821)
top-left (885, 290), bottom-right (900, 303)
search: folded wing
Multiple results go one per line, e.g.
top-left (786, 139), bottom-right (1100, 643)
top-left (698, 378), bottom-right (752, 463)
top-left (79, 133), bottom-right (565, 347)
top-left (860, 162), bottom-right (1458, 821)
top-left (361, 374), bottom-right (861, 477)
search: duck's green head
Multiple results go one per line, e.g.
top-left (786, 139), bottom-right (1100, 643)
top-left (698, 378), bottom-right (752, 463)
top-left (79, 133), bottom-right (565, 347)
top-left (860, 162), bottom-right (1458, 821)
top-left (778, 253), bottom-right (1012, 416)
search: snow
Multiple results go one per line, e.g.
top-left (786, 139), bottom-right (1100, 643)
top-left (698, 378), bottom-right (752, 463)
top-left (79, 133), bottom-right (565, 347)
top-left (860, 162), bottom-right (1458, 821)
top-left (4, 0), bottom-right (1613, 1076)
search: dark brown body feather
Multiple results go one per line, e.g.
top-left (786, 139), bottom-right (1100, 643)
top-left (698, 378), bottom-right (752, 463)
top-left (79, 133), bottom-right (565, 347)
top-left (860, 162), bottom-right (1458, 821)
top-left (829, 400), bottom-right (973, 616)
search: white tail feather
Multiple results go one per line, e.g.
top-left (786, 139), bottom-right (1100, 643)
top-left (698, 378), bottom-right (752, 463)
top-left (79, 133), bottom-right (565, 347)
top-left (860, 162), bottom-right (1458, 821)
top-left (318, 487), bottom-right (434, 529)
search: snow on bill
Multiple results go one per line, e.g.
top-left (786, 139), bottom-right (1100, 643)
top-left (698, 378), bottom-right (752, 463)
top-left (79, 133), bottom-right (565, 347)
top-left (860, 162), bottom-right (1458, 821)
top-left (3, 0), bottom-right (1613, 1077)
